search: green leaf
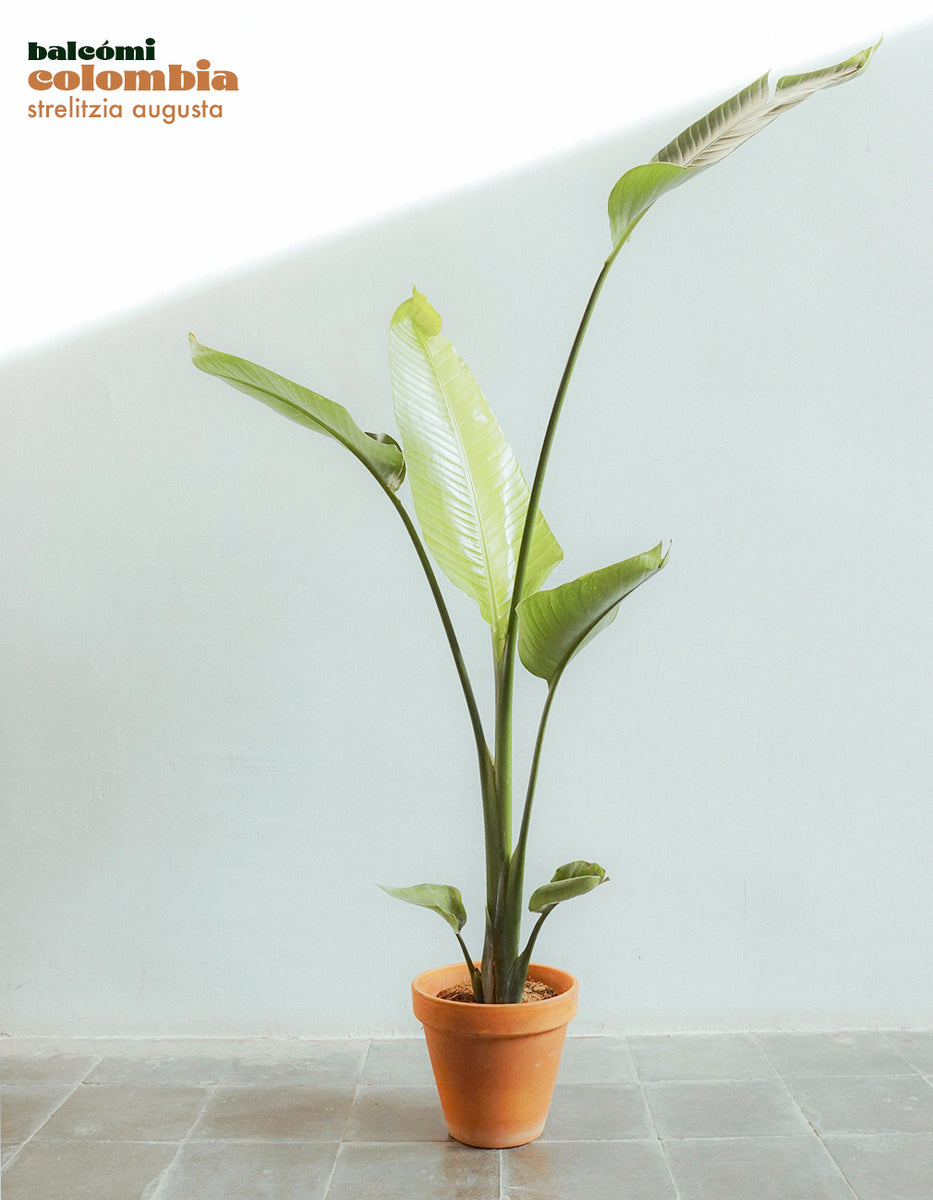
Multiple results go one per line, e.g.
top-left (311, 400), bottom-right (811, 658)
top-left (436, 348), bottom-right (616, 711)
top-left (517, 542), bottom-right (668, 684)
top-left (608, 39), bottom-right (879, 255)
top-left (654, 41), bottom-right (879, 170)
top-left (189, 336), bottom-right (406, 492)
top-left (528, 861), bottom-right (608, 914)
top-left (378, 882), bottom-right (468, 933)
top-left (608, 162), bottom-right (690, 253)
top-left (388, 290), bottom-right (563, 651)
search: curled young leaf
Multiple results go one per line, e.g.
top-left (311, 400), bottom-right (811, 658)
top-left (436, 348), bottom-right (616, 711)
top-left (528, 861), bottom-right (608, 914)
top-left (607, 40), bottom-right (879, 256)
top-left (653, 41), bottom-right (879, 171)
top-left (379, 882), bottom-right (468, 933)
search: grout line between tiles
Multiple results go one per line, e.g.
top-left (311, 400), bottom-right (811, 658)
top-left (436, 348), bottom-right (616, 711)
top-left (336, 1137), bottom-right (654, 1147)
top-left (354, 1040), bottom-right (373, 1089)
top-left (322, 1141), bottom-right (346, 1200)
top-left (878, 1030), bottom-right (928, 1075)
top-left (783, 1072), bottom-right (922, 1084)
top-left (337, 1043), bottom-right (372, 1144)
top-left (143, 1136), bottom-right (349, 1145)
top-left (320, 1040), bottom-right (373, 1200)
top-left (634, 1081), bottom-right (684, 1200)
top-left (820, 1150), bottom-right (865, 1200)
top-left (640, 1076), bottom-right (793, 1089)
top-left (822, 1130), bottom-right (933, 1141)
top-left (1, 1053), bottom-right (106, 1173)
top-left (751, 1036), bottom-right (829, 1137)
top-left (753, 1036), bottom-right (862, 1200)
top-left (146, 1075), bottom-right (227, 1200)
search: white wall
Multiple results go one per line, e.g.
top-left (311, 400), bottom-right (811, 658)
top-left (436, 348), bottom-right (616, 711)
top-left (2, 24), bottom-right (932, 1036)
top-left (5, 0), bottom-right (915, 357)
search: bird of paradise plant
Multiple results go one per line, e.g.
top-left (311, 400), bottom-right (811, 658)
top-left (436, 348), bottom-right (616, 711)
top-left (190, 42), bottom-right (877, 1002)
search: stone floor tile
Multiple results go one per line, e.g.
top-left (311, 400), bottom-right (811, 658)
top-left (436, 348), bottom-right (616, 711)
top-left (556, 1037), bottom-right (638, 1084)
top-left (78, 1040), bottom-right (235, 1058)
top-left (3, 1033), bottom-right (932, 1199)
top-left (0, 1040), bottom-right (227, 1064)
top-left (644, 1079), bottom-right (810, 1139)
top-left (823, 1133), bottom-right (933, 1200)
top-left (756, 1031), bottom-right (917, 1076)
top-left (786, 1074), bottom-right (933, 1135)
top-left (665, 1135), bottom-right (856, 1200)
top-left (883, 1031), bottom-right (933, 1075)
top-left (0, 1056), bottom-right (98, 1086)
top-left (628, 1033), bottom-right (777, 1082)
top-left (86, 1055), bottom-right (231, 1087)
top-left (35, 1083), bottom-right (210, 1142)
top-left (344, 1085), bottom-right (449, 1142)
top-left (1, 1086), bottom-right (76, 1149)
top-left (360, 1039), bottom-right (435, 1086)
top-left (326, 1142), bottom-right (501, 1200)
top-left (0, 1139), bottom-right (177, 1200)
top-left (503, 1139), bottom-right (676, 1200)
top-left (2, 1142), bottom-right (23, 1169)
top-left (192, 1084), bottom-right (353, 1141)
top-left (539, 1084), bottom-right (653, 1141)
top-left (154, 1139), bottom-right (339, 1200)
top-left (221, 1042), bottom-right (367, 1087)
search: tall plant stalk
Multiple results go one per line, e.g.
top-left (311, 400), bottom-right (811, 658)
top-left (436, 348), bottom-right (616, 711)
top-left (483, 255), bottom-right (618, 1000)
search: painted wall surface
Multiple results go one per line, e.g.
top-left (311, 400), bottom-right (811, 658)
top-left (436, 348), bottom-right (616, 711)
top-left (2, 26), bottom-right (931, 1036)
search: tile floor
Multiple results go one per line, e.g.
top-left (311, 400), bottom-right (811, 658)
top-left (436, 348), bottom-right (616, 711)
top-left (2, 1031), bottom-right (932, 1198)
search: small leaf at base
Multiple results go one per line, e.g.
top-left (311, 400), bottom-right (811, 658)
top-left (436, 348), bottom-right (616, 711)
top-left (379, 882), bottom-right (468, 933)
top-left (528, 861), bottom-right (608, 914)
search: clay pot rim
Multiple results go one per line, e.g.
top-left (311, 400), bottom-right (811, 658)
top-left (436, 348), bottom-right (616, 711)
top-left (412, 962), bottom-right (578, 1035)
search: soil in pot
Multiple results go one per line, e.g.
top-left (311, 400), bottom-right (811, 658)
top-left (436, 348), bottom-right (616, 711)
top-left (437, 979), bottom-right (557, 1003)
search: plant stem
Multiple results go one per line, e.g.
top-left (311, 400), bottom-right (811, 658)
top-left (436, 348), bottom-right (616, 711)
top-left (491, 652), bottom-right (512, 870)
top-left (386, 490), bottom-right (488, 756)
top-left (508, 678), bottom-right (560, 911)
top-left (485, 255), bottom-right (619, 1000)
top-left (504, 254), bottom-right (618, 682)
top-left (495, 254), bottom-right (617, 820)
top-left (510, 909), bottom-right (552, 992)
top-left (385, 489), bottom-right (501, 902)
top-left (455, 934), bottom-right (484, 1002)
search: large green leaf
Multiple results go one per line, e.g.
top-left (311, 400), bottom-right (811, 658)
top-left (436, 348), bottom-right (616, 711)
top-left (378, 882), bottom-right (468, 933)
top-left (190, 336), bottom-right (406, 492)
top-left (528, 861), bottom-right (608, 914)
top-left (388, 291), bottom-right (563, 651)
top-left (517, 542), bottom-right (668, 684)
top-left (608, 40), bottom-right (879, 254)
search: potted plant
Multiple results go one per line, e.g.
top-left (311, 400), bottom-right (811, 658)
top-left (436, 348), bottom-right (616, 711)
top-left (190, 41), bottom-right (877, 1147)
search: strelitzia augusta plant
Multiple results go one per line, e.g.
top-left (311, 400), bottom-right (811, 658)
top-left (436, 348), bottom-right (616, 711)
top-left (190, 42), bottom-right (877, 1003)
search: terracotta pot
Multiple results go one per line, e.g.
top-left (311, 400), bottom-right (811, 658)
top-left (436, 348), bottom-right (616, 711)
top-left (411, 961), bottom-right (578, 1148)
